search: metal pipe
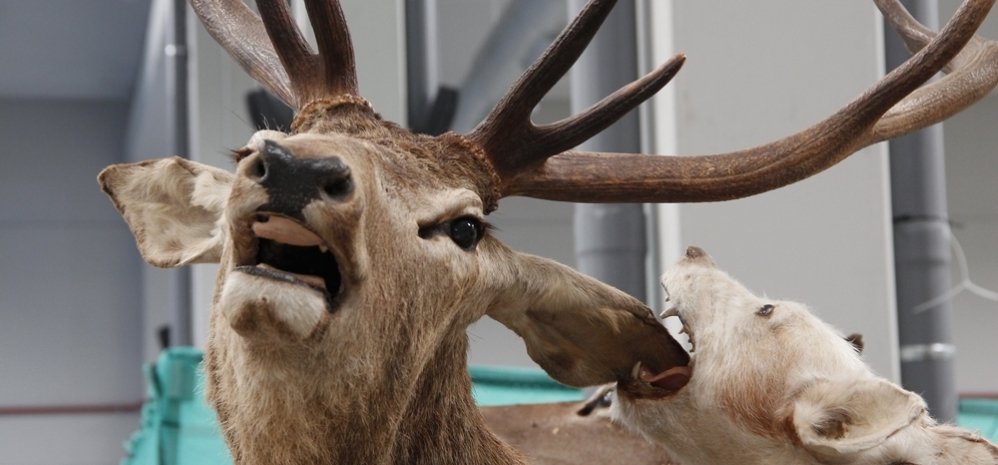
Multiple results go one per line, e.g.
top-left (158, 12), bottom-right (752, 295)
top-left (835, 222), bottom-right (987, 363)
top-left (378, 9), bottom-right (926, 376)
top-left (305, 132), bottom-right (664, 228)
top-left (886, 0), bottom-right (957, 422)
top-left (169, 0), bottom-right (192, 347)
top-left (569, 0), bottom-right (646, 301)
top-left (405, 0), bottom-right (438, 131)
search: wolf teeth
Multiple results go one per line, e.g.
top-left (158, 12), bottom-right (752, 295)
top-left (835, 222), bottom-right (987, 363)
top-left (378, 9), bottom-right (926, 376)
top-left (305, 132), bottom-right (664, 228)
top-left (678, 320), bottom-right (695, 347)
top-left (660, 307), bottom-right (679, 319)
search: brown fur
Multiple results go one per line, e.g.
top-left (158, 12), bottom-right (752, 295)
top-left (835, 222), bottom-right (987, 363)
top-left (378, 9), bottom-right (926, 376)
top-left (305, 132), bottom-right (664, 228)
top-left (106, 0), bottom-right (998, 461)
top-left (99, 108), bottom-right (684, 465)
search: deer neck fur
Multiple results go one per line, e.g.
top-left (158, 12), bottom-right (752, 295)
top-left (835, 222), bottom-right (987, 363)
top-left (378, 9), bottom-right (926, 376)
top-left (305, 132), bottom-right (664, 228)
top-left (203, 290), bottom-right (524, 465)
top-left (390, 335), bottom-right (524, 465)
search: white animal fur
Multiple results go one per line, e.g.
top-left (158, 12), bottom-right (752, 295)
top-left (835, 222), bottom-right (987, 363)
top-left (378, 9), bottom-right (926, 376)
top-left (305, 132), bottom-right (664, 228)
top-left (615, 248), bottom-right (998, 465)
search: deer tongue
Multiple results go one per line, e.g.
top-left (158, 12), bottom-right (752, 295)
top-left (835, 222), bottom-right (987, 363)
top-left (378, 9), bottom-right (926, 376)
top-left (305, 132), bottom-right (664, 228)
top-left (252, 215), bottom-right (323, 247)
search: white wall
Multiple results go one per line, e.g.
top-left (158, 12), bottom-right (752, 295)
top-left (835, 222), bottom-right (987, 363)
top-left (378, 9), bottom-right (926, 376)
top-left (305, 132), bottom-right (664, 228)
top-left (0, 98), bottom-right (142, 465)
top-left (648, 1), bottom-right (900, 379)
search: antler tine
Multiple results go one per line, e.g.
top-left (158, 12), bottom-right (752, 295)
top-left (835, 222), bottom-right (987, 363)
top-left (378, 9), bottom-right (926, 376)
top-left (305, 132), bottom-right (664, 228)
top-left (868, 0), bottom-right (998, 143)
top-left (876, 0), bottom-right (939, 56)
top-left (303, 0), bottom-right (359, 96)
top-left (505, 0), bottom-right (997, 203)
top-left (532, 54), bottom-right (686, 160)
top-left (255, 0), bottom-right (318, 107)
top-left (467, 0), bottom-right (622, 177)
top-left (876, 0), bottom-right (979, 70)
top-left (479, 0), bottom-right (616, 126)
top-left (192, 0), bottom-right (360, 110)
top-left (189, 0), bottom-right (294, 104)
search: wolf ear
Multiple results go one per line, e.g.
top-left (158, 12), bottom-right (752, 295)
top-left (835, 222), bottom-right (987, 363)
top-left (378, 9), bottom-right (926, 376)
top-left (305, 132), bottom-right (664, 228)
top-left (99, 157), bottom-right (233, 267)
top-left (486, 252), bottom-right (688, 387)
top-left (792, 378), bottom-right (926, 462)
top-left (845, 333), bottom-right (864, 354)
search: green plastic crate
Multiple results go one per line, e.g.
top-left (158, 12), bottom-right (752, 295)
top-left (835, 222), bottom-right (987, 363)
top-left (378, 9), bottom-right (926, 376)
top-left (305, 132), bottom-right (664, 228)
top-left (120, 348), bottom-right (584, 465)
top-left (120, 348), bottom-right (232, 465)
top-left (958, 397), bottom-right (998, 441)
top-left (470, 365), bottom-right (585, 406)
top-left (123, 348), bottom-right (998, 465)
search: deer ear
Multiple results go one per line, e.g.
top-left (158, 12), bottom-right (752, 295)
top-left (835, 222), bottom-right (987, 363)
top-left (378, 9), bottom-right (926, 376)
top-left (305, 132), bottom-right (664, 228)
top-left (99, 157), bottom-right (233, 267)
top-left (792, 378), bottom-right (926, 462)
top-left (486, 253), bottom-right (688, 387)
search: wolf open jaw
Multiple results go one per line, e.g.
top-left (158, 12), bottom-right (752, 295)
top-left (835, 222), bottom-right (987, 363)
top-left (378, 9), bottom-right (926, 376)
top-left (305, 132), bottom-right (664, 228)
top-left (615, 247), bottom-right (998, 465)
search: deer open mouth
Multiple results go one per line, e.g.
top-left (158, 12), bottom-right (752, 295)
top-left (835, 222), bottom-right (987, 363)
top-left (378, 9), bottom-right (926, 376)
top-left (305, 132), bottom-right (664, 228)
top-left (235, 214), bottom-right (344, 311)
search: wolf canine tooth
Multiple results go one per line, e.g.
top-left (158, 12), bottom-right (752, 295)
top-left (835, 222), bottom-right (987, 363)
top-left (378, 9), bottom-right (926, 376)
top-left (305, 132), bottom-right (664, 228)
top-left (660, 307), bottom-right (680, 319)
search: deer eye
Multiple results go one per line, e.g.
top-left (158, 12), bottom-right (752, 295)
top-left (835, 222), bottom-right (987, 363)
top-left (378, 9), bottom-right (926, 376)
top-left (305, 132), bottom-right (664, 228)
top-left (756, 304), bottom-right (775, 317)
top-left (448, 217), bottom-right (483, 250)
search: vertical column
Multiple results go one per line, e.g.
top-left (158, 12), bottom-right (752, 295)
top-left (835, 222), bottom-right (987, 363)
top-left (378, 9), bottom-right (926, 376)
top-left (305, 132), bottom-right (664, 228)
top-left (569, 0), bottom-right (647, 301)
top-left (887, 0), bottom-right (957, 422)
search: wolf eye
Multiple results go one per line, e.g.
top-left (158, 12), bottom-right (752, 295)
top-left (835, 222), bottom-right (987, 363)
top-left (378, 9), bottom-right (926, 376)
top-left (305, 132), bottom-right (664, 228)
top-left (756, 304), bottom-right (775, 317)
top-left (448, 217), bottom-right (483, 250)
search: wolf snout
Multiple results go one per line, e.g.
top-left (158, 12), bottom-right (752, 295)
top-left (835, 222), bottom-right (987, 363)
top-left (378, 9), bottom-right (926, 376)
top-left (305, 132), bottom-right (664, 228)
top-left (685, 246), bottom-right (707, 259)
top-left (683, 246), bottom-right (715, 266)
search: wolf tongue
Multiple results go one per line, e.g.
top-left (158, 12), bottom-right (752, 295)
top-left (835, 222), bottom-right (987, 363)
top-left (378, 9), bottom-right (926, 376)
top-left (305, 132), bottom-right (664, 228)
top-left (640, 365), bottom-right (691, 391)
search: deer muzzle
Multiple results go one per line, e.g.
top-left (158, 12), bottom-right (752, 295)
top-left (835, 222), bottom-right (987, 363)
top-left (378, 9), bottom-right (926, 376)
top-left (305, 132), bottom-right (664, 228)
top-left (250, 140), bottom-right (354, 217)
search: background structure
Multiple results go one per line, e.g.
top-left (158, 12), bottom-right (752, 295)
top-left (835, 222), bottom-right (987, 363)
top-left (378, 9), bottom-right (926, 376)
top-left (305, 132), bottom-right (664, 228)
top-left (0, 1), bottom-right (995, 464)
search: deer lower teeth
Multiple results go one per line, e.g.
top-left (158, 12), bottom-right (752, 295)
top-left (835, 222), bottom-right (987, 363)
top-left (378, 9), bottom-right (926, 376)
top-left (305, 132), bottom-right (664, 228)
top-left (252, 238), bottom-right (344, 306)
top-left (258, 264), bottom-right (326, 289)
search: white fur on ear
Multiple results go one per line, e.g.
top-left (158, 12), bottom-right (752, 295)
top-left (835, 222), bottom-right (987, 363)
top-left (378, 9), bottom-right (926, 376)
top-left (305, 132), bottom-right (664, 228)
top-left (793, 378), bottom-right (927, 462)
top-left (99, 156), bottom-right (234, 267)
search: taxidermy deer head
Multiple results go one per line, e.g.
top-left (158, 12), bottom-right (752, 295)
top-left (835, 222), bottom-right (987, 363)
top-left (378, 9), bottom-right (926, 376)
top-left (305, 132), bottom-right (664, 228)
top-left (615, 246), bottom-right (998, 465)
top-left (98, 0), bottom-right (997, 463)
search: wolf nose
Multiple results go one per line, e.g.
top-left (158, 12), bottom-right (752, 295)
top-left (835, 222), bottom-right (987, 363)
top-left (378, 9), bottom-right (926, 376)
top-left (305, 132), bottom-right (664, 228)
top-left (684, 246), bottom-right (716, 266)
top-left (685, 246), bottom-right (707, 259)
top-left (251, 140), bottom-right (354, 213)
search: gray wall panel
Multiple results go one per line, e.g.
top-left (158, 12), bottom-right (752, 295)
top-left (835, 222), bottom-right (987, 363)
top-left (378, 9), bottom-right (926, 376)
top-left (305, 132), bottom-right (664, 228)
top-left (0, 98), bottom-right (142, 465)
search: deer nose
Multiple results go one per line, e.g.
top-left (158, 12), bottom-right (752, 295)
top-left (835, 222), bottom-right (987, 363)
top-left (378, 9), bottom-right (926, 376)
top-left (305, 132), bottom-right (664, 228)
top-left (250, 140), bottom-right (354, 214)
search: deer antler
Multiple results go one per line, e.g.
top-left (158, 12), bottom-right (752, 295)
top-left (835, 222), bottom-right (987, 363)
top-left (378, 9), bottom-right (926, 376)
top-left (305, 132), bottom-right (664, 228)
top-left (466, 0), bottom-right (686, 180)
top-left (468, 0), bottom-right (997, 203)
top-left (190, 0), bottom-right (358, 109)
